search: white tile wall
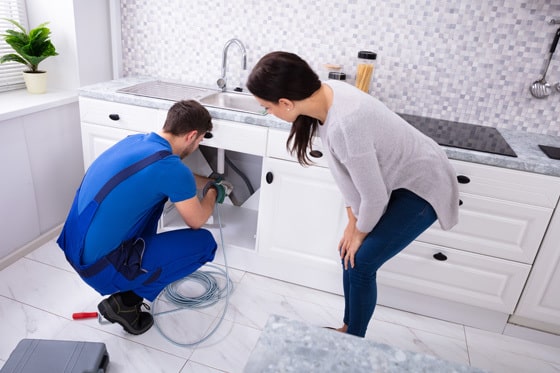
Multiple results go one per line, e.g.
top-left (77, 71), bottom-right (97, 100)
top-left (119, 0), bottom-right (560, 136)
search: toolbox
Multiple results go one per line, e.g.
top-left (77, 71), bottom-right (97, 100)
top-left (1, 339), bottom-right (109, 373)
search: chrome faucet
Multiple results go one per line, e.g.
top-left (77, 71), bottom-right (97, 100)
top-left (217, 38), bottom-right (247, 91)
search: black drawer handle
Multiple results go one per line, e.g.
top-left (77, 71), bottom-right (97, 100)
top-left (204, 132), bottom-right (213, 139)
top-left (266, 172), bottom-right (274, 184)
top-left (309, 150), bottom-right (323, 158)
top-left (108, 114), bottom-right (120, 121)
top-left (433, 252), bottom-right (448, 261)
top-left (459, 199), bottom-right (463, 206)
top-left (457, 175), bottom-right (470, 184)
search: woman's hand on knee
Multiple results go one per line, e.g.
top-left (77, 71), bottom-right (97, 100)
top-left (340, 229), bottom-right (368, 270)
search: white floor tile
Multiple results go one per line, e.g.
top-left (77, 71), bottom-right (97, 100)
top-left (189, 319), bottom-right (262, 373)
top-left (52, 322), bottom-right (188, 373)
top-left (466, 327), bottom-right (560, 373)
top-left (241, 272), bottom-right (345, 310)
top-left (373, 305), bottom-right (466, 340)
top-left (181, 360), bottom-right (228, 372)
top-left (0, 296), bottom-right (69, 361)
top-left (367, 319), bottom-right (470, 366)
top-left (24, 239), bottom-right (74, 272)
top-left (217, 279), bottom-right (341, 331)
top-left (0, 257), bottom-right (100, 317)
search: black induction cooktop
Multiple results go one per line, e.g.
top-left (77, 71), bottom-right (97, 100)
top-left (399, 114), bottom-right (517, 158)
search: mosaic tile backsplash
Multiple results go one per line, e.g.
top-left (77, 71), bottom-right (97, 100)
top-left (120, 0), bottom-right (560, 136)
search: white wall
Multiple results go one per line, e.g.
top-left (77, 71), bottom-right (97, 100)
top-left (25, 0), bottom-right (113, 90)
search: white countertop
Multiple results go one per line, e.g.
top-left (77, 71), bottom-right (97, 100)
top-left (0, 88), bottom-right (78, 122)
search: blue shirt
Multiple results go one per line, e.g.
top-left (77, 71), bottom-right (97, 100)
top-left (80, 132), bottom-right (196, 264)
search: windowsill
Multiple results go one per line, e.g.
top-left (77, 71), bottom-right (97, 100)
top-left (0, 88), bottom-right (79, 122)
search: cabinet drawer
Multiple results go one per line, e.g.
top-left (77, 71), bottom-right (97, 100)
top-left (202, 119), bottom-right (267, 156)
top-left (378, 241), bottom-right (531, 313)
top-left (267, 128), bottom-right (329, 167)
top-left (451, 159), bottom-right (560, 208)
top-left (79, 97), bottom-right (159, 133)
top-left (418, 193), bottom-right (552, 263)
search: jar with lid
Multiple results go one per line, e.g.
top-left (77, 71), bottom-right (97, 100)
top-left (355, 51), bottom-right (376, 92)
top-left (328, 71), bottom-right (347, 81)
top-left (319, 63), bottom-right (344, 81)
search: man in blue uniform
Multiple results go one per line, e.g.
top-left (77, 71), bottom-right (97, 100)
top-left (58, 100), bottom-right (231, 335)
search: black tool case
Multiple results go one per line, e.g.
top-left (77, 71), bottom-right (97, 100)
top-left (1, 339), bottom-right (109, 373)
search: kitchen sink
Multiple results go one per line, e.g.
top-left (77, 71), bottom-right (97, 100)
top-left (117, 80), bottom-right (216, 101)
top-left (199, 91), bottom-right (266, 116)
top-left (117, 81), bottom-right (266, 116)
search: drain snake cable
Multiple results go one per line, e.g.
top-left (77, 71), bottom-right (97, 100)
top-left (151, 204), bottom-right (233, 347)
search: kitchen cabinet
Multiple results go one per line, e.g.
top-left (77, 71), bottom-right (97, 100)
top-left (0, 117), bottom-right (41, 259)
top-left (376, 160), bottom-right (560, 329)
top-left (256, 158), bottom-right (347, 292)
top-left (510, 207), bottom-right (560, 334)
top-left (416, 160), bottom-right (559, 264)
top-left (0, 102), bottom-right (83, 264)
top-left (79, 97), bottom-right (160, 168)
top-left (255, 129), bottom-right (346, 292)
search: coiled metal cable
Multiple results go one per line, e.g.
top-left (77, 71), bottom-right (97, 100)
top-left (151, 204), bottom-right (233, 347)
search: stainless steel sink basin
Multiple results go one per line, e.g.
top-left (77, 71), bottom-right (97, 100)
top-left (117, 80), bottom-right (266, 116)
top-left (117, 80), bottom-right (216, 101)
top-left (199, 91), bottom-right (266, 116)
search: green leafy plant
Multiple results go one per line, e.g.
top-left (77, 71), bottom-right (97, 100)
top-left (0, 19), bottom-right (58, 73)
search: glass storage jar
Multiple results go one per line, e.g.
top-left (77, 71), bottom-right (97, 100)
top-left (355, 51), bottom-right (377, 92)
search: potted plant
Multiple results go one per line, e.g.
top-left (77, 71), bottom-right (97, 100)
top-left (0, 19), bottom-right (58, 94)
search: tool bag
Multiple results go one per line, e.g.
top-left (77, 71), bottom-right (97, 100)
top-left (1, 339), bottom-right (109, 373)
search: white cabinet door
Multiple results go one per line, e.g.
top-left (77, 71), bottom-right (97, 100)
top-left (80, 123), bottom-right (137, 169)
top-left (510, 207), bottom-right (560, 334)
top-left (256, 157), bottom-right (347, 292)
top-left (0, 117), bottom-right (40, 258)
top-left (25, 103), bottom-right (84, 233)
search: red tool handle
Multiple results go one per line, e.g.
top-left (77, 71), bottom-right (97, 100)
top-left (72, 312), bottom-right (98, 320)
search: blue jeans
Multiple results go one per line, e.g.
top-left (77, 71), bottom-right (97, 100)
top-left (342, 189), bottom-right (437, 337)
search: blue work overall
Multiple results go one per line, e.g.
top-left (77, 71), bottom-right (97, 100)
top-left (57, 149), bottom-right (217, 301)
top-left (57, 150), bottom-right (171, 296)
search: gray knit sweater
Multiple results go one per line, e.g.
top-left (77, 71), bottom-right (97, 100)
top-left (318, 80), bottom-right (459, 233)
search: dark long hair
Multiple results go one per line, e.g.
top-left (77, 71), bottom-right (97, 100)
top-left (247, 51), bottom-right (322, 165)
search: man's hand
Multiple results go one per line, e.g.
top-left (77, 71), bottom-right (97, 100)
top-left (203, 179), bottom-right (234, 203)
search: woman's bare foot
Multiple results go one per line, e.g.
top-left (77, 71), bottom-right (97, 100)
top-left (336, 324), bottom-right (348, 333)
top-left (324, 324), bottom-right (348, 333)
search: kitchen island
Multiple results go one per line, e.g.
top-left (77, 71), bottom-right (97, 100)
top-left (244, 315), bottom-right (487, 372)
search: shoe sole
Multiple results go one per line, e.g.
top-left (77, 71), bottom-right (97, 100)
top-left (98, 299), bottom-right (153, 335)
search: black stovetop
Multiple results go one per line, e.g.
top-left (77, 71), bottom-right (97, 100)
top-left (399, 114), bottom-right (517, 158)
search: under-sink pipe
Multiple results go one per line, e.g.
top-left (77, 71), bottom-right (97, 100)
top-left (217, 148), bottom-right (225, 174)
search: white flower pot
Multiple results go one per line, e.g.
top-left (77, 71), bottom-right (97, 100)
top-left (22, 71), bottom-right (48, 94)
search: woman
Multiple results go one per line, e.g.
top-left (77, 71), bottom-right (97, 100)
top-left (247, 51), bottom-right (459, 337)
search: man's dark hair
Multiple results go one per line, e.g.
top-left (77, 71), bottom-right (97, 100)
top-left (163, 100), bottom-right (212, 136)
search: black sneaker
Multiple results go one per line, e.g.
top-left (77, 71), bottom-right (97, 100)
top-left (97, 293), bottom-right (154, 335)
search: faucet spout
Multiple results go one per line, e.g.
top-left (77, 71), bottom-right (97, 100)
top-left (218, 38), bottom-right (247, 91)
